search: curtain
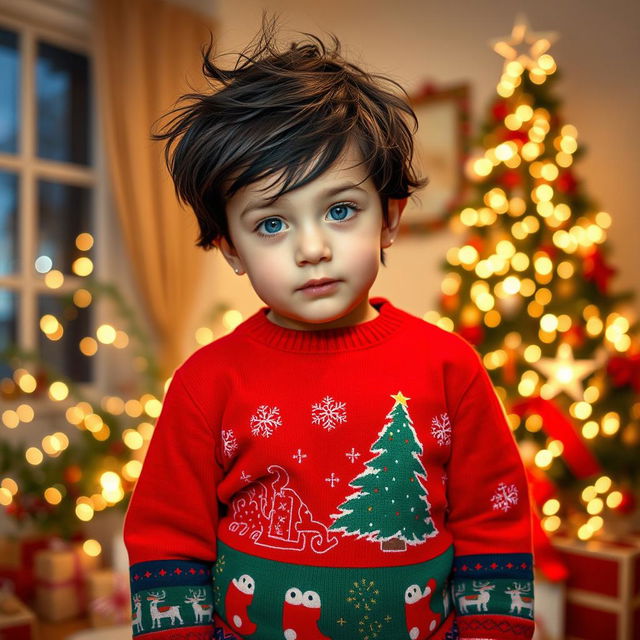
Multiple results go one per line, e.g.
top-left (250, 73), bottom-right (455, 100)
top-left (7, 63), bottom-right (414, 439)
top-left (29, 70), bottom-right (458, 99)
top-left (93, 0), bottom-right (216, 379)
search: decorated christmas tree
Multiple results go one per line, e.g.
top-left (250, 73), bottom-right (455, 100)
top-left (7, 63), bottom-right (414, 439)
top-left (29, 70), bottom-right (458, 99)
top-left (330, 391), bottom-right (437, 550)
top-left (434, 15), bottom-right (639, 541)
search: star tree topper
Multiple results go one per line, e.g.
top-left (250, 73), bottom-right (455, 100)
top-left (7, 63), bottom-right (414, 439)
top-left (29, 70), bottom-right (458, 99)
top-left (489, 13), bottom-right (559, 71)
top-left (391, 391), bottom-right (410, 406)
top-left (531, 343), bottom-right (603, 401)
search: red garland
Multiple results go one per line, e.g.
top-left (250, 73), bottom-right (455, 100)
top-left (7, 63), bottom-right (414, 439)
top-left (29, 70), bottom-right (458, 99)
top-left (607, 354), bottom-right (640, 393)
top-left (511, 396), bottom-right (602, 478)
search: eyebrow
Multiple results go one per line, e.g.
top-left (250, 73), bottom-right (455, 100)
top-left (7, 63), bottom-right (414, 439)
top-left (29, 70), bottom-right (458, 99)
top-left (240, 182), bottom-right (368, 218)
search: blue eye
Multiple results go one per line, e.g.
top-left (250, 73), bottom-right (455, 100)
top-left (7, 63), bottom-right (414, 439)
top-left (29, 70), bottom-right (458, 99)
top-left (328, 202), bottom-right (358, 221)
top-left (256, 218), bottom-right (284, 236)
top-left (253, 202), bottom-right (359, 238)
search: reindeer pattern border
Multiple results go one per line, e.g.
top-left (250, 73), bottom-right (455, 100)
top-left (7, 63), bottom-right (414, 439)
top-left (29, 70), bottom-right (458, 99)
top-left (131, 584), bottom-right (215, 636)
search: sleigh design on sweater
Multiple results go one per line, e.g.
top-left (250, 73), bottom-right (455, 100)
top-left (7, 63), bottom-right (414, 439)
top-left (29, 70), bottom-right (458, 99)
top-left (228, 464), bottom-right (338, 553)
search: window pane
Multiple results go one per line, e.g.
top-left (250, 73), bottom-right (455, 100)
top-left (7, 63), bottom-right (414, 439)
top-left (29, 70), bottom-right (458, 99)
top-left (0, 170), bottom-right (19, 275)
top-left (37, 180), bottom-right (93, 275)
top-left (0, 288), bottom-right (18, 365)
top-left (38, 294), bottom-right (92, 382)
top-left (36, 41), bottom-right (91, 165)
top-left (0, 28), bottom-right (19, 154)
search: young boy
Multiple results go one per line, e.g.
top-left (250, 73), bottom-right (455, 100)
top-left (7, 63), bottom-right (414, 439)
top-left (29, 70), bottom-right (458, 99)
top-left (124, 17), bottom-right (534, 640)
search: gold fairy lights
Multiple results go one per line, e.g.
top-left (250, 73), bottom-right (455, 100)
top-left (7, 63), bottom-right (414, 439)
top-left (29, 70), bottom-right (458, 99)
top-left (3, 228), bottom-right (186, 527)
top-left (1, 365), bottom-right (171, 522)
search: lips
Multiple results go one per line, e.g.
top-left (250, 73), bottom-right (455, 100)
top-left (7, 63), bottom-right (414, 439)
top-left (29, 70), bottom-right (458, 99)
top-left (299, 278), bottom-right (339, 290)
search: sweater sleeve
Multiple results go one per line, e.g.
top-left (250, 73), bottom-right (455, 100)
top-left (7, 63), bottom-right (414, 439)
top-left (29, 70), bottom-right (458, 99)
top-left (123, 368), bottom-right (221, 639)
top-left (445, 348), bottom-right (534, 640)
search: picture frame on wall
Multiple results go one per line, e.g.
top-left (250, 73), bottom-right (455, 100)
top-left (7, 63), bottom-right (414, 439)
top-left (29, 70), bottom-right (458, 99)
top-left (399, 83), bottom-right (470, 236)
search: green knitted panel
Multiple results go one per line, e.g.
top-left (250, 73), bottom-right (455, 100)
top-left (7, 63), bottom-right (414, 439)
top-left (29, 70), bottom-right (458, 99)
top-left (214, 541), bottom-right (454, 639)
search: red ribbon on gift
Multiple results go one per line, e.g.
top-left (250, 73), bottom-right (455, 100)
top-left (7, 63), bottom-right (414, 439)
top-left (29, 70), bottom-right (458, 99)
top-left (37, 538), bottom-right (88, 612)
top-left (511, 395), bottom-right (602, 478)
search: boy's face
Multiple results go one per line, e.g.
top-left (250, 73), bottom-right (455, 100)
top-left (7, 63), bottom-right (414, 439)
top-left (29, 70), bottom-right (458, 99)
top-left (216, 140), bottom-right (405, 330)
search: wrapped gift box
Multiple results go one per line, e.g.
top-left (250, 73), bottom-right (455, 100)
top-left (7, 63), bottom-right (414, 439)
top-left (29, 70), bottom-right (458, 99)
top-left (0, 535), bottom-right (51, 603)
top-left (0, 595), bottom-right (36, 640)
top-left (552, 535), bottom-right (640, 640)
top-left (87, 569), bottom-right (131, 627)
top-left (34, 539), bottom-right (101, 622)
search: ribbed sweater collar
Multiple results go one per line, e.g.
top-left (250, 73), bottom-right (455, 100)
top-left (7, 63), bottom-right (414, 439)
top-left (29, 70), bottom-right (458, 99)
top-left (234, 297), bottom-right (406, 353)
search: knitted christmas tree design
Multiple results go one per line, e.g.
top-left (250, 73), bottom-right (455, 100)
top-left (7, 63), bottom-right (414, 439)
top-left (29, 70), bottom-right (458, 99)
top-left (330, 391), bottom-right (438, 551)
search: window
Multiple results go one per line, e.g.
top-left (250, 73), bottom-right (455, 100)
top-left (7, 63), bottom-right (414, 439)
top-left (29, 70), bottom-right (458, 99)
top-left (0, 5), bottom-right (96, 384)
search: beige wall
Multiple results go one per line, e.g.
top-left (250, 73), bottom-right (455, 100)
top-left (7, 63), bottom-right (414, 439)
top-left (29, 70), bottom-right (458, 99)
top-left (180, 0), bottom-right (639, 347)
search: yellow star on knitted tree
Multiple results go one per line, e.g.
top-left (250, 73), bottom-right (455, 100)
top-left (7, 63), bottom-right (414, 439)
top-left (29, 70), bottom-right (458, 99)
top-left (531, 343), bottom-right (602, 402)
top-left (489, 13), bottom-right (559, 71)
top-left (391, 391), bottom-right (410, 406)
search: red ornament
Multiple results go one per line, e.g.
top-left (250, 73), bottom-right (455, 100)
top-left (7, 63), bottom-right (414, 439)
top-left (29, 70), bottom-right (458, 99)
top-left (466, 235), bottom-right (484, 253)
top-left (564, 324), bottom-right (586, 348)
top-left (502, 129), bottom-right (529, 144)
top-left (441, 293), bottom-right (459, 313)
top-left (556, 169), bottom-right (578, 194)
top-left (607, 354), bottom-right (640, 393)
top-left (491, 99), bottom-right (510, 122)
top-left (583, 247), bottom-right (617, 294)
top-left (538, 244), bottom-right (559, 260)
top-left (499, 169), bottom-right (522, 189)
top-left (458, 324), bottom-right (485, 346)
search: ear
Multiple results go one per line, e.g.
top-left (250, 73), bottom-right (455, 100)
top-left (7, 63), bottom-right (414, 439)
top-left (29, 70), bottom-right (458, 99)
top-left (214, 235), bottom-right (245, 275)
top-left (380, 197), bottom-right (407, 248)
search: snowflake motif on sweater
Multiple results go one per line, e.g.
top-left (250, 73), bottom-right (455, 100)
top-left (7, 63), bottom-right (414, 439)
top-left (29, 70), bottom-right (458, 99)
top-left (311, 396), bottom-right (347, 431)
top-left (250, 405), bottom-right (283, 437)
top-left (430, 413), bottom-right (451, 446)
top-left (491, 482), bottom-right (520, 512)
top-left (222, 429), bottom-right (238, 458)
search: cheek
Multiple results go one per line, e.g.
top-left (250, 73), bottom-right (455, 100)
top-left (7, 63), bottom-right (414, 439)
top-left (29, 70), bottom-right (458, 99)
top-left (244, 252), bottom-right (287, 288)
top-left (344, 235), bottom-right (382, 271)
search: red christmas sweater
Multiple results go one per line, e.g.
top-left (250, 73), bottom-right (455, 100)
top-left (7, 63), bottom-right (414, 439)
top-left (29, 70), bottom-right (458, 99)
top-left (124, 297), bottom-right (534, 640)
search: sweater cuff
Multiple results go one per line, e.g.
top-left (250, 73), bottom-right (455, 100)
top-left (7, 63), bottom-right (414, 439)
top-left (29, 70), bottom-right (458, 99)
top-left (129, 559), bottom-right (214, 639)
top-left (452, 552), bottom-right (534, 640)
top-left (457, 614), bottom-right (535, 640)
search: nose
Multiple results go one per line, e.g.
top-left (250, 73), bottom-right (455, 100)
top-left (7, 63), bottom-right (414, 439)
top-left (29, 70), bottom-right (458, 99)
top-left (294, 222), bottom-right (332, 265)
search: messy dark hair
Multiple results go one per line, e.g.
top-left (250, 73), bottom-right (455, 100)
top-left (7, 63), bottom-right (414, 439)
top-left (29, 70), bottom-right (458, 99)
top-left (152, 12), bottom-right (428, 266)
